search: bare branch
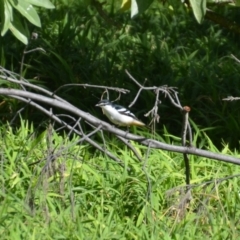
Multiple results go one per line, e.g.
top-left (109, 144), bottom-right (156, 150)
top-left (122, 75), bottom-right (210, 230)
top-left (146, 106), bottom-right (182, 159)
top-left (181, 107), bottom-right (189, 147)
top-left (230, 54), bottom-right (240, 64)
top-left (11, 95), bottom-right (124, 167)
top-left (53, 84), bottom-right (130, 95)
top-left (20, 45), bottom-right (45, 79)
top-left (1, 88), bottom-right (240, 166)
top-left (181, 106), bottom-right (191, 189)
top-left (116, 135), bottom-right (143, 162)
top-left (101, 89), bottom-right (109, 100)
top-left (24, 48), bottom-right (46, 55)
top-left (0, 74), bottom-right (70, 104)
top-left (144, 88), bottom-right (161, 130)
top-left (125, 70), bottom-right (193, 190)
top-left (222, 96), bottom-right (240, 101)
top-left (129, 88), bottom-right (143, 108)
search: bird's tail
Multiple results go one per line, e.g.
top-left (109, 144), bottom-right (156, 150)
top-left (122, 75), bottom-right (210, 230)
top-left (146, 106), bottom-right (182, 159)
top-left (131, 120), bottom-right (146, 127)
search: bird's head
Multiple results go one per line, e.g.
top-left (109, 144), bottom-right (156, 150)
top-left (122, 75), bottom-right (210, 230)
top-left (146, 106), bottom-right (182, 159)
top-left (95, 99), bottom-right (111, 107)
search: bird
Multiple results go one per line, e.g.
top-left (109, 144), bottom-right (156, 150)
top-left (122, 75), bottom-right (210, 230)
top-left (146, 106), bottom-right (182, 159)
top-left (96, 99), bottom-right (145, 127)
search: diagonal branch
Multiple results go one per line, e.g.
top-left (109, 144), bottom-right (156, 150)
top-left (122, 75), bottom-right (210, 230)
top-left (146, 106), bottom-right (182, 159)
top-left (11, 95), bottom-right (124, 167)
top-left (1, 88), bottom-right (240, 166)
top-left (53, 84), bottom-right (130, 95)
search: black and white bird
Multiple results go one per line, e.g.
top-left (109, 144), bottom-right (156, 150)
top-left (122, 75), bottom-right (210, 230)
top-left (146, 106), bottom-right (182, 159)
top-left (96, 99), bottom-right (145, 127)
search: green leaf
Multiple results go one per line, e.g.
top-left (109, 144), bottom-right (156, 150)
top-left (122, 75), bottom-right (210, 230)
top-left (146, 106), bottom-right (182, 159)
top-left (131, 0), bottom-right (154, 18)
top-left (189, 0), bottom-right (206, 24)
top-left (25, 0), bottom-right (55, 9)
top-left (9, 0), bottom-right (41, 27)
top-left (188, 50), bottom-right (199, 60)
top-left (9, 14), bottom-right (29, 45)
top-left (1, 0), bottom-right (13, 36)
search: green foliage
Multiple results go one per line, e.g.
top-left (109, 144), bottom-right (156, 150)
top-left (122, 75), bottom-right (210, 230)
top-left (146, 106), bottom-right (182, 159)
top-left (1, 119), bottom-right (240, 238)
top-left (119, 0), bottom-right (240, 24)
top-left (0, 0), bottom-right (240, 148)
top-left (0, 0), bottom-right (240, 238)
top-left (189, 0), bottom-right (206, 23)
top-left (0, 0), bottom-right (54, 44)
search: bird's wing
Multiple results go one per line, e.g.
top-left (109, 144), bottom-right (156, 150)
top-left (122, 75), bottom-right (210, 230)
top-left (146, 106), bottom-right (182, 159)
top-left (114, 105), bottom-right (138, 119)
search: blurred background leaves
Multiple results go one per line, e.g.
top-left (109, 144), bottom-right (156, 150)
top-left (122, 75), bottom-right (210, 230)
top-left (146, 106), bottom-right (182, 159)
top-left (0, 0), bottom-right (240, 148)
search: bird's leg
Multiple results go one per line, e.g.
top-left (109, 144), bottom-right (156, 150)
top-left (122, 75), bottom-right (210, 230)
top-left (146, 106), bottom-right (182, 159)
top-left (124, 126), bottom-right (130, 141)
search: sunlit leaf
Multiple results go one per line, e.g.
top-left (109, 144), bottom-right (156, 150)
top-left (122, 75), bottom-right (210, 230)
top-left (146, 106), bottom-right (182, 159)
top-left (189, 0), bottom-right (206, 24)
top-left (131, 0), bottom-right (154, 18)
top-left (120, 0), bottom-right (131, 11)
top-left (1, 0), bottom-right (13, 36)
top-left (25, 0), bottom-right (55, 9)
top-left (9, 15), bottom-right (29, 45)
top-left (9, 0), bottom-right (41, 27)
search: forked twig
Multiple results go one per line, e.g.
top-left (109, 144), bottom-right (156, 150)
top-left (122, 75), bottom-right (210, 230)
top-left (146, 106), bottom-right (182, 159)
top-left (125, 69), bottom-right (193, 198)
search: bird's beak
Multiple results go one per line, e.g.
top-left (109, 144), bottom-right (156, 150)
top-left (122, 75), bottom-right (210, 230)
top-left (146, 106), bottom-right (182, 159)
top-left (95, 103), bottom-right (100, 107)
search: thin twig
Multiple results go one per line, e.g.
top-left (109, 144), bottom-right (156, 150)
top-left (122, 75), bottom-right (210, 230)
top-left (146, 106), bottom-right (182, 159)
top-left (125, 70), bottom-right (193, 190)
top-left (143, 142), bottom-right (153, 223)
top-left (53, 84), bottom-right (130, 95)
top-left (116, 135), bottom-right (143, 162)
top-left (222, 96), bottom-right (240, 101)
top-left (181, 107), bottom-right (191, 190)
top-left (144, 142), bottom-right (152, 202)
top-left (10, 95), bottom-right (124, 167)
top-left (24, 48), bottom-right (46, 55)
top-left (101, 89), bottom-right (109, 100)
top-left (230, 54), bottom-right (240, 64)
top-left (0, 74), bottom-right (70, 104)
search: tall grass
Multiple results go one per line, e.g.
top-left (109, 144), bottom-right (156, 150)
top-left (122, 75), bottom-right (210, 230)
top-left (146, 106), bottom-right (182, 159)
top-left (0, 119), bottom-right (240, 238)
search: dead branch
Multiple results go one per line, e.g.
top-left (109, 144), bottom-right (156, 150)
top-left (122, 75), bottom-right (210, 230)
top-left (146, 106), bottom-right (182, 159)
top-left (11, 95), bottom-right (124, 167)
top-left (0, 88), bottom-right (239, 166)
top-left (53, 84), bottom-right (130, 95)
top-left (125, 69), bottom-right (193, 199)
top-left (222, 96), bottom-right (240, 101)
top-left (230, 54), bottom-right (240, 64)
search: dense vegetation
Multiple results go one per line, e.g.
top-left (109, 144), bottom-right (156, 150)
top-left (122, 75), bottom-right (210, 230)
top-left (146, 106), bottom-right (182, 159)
top-left (1, 0), bottom-right (240, 147)
top-left (1, 0), bottom-right (240, 238)
top-left (1, 120), bottom-right (240, 239)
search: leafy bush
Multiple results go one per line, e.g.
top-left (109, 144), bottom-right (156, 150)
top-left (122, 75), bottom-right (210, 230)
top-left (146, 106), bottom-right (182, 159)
top-left (0, 0), bottom-right (54, 44)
